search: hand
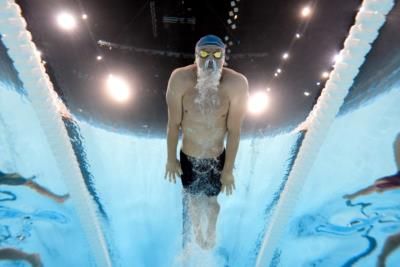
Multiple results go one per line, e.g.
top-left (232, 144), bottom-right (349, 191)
top-left (221, 170), bottom-right (235, 196)
top-left (164, 159), bottom-right (182, 184)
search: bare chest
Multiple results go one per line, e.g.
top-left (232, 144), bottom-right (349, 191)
top-left (182, 87), bottom-right (230, 120)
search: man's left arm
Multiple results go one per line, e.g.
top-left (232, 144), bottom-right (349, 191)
top-left (221, 75), bottom-right (249, 194)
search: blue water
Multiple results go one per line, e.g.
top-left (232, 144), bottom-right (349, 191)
top-left (1, 38), bottom-right (400, 267)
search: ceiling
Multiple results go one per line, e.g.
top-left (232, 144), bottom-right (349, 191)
top-left (16, 0), bottom-right (397, 135)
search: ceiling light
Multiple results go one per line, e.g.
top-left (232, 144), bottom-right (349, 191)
top-left (282, 52), bottom-right (289, 60)
top-left (301, 6), bottom-right (312, 18)
top-left (106, 74), bottom-right (131, 103)
top-left (56, 12), bottom-right (77, 31)
top-left (333, 53), bottom-right (341, 63)
top-left (248, 91), bottom-right (270, 114)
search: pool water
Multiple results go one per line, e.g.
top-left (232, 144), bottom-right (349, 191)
top-left (1, 8), bottom-right (400, 267)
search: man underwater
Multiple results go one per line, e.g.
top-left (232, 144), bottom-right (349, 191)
top-left (344, 133), bottom-right (400, 267)
top-left (165, 35), bottom-right (248, 249)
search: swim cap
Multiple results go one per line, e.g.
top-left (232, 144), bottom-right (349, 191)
top-left (196, 35), bottom-right (226, 49)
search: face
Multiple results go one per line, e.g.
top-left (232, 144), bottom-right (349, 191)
top-left (195, 45), bottom-right (225, 73)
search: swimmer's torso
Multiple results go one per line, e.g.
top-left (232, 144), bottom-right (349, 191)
top-left (180, 65), bottom-right (231, 158)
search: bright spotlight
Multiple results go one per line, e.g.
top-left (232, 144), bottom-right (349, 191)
top-left (301, 6), bottom-right (312, 18)
top-left (82, 14), bottom-right (88, 20)
top-left (316, 82), bottom-right (321, 86)
top-left (295, 33), bottom-right (301, 39)
top-left (322, 71), bottom-right (330, 79)
top-left (333, 53), bottom-right (341, 63)
top-left (274, 73), bottom-right (278, 77)
top-left (56, 12), bottom-right (77, 31)
top-left (248, 91), bottom-right (270, 114)
top-left (106, 74), bottom-right (131, 103)
top-left (277, 68), bottom-right (282, 73)
top-left (282, 52), bottom-right (289, 60)
top-left (97, 55), bottom-right (103, 60)
top-left (304, 91), bottom-right (310, 96)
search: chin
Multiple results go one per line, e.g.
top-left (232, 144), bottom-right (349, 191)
top-left (197, 66), bottom-right (222, 76)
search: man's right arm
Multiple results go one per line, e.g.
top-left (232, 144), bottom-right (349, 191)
top-left (166, 69), bottom-right (184, 163)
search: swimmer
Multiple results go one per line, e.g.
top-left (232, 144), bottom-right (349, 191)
top-left (165, 35), bottom-right (248, 249)
top-left (343, 133), bottom-right (400, 200)
top-left (0, 248), bottom-right (42, 267)
top-left (0, 170), bottom-right (69, 203)
top-left (343, 133), bottom-right (400, 267)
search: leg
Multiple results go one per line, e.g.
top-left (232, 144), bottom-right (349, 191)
top-left (188, 193), bottom-right (207, 248)
top-left (0, 248), bottom-right (42, 267)
top-left (25, 180), bottom-right (69, 203)
top-left (0, 173), bottom-right (68, 203)
top-left (343, 185), bottom-right (377, 200)
top-left (377, 232), bottom-right (400, 267)
top-left (205, 196), bottom-right (220, 249)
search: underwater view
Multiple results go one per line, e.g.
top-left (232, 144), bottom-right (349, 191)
top-left (1, 0), bottom-right (400, 266)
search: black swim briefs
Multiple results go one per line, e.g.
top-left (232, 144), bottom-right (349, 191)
top-left (375, 171), bottom-right (400, 189)
top-left (0, 171), bottom-right (28, 186)
top-left (180, 150), bottom-right (225, 197)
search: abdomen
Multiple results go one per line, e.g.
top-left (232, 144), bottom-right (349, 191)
top-left (181, 118), bottom-right (226, 158)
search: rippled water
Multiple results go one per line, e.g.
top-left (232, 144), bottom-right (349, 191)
top-left (1, 35), bottom-right (400, 266)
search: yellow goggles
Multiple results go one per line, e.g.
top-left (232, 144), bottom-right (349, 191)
top-left (198, 50), bottom-right (223, 59)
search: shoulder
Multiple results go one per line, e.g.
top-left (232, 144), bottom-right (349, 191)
top-left (170, 64), bottom-right (196, 83)
top-left (223, 67), bottom-right (249, 95)
top-left (167, 64), bottom-right (195, 95)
